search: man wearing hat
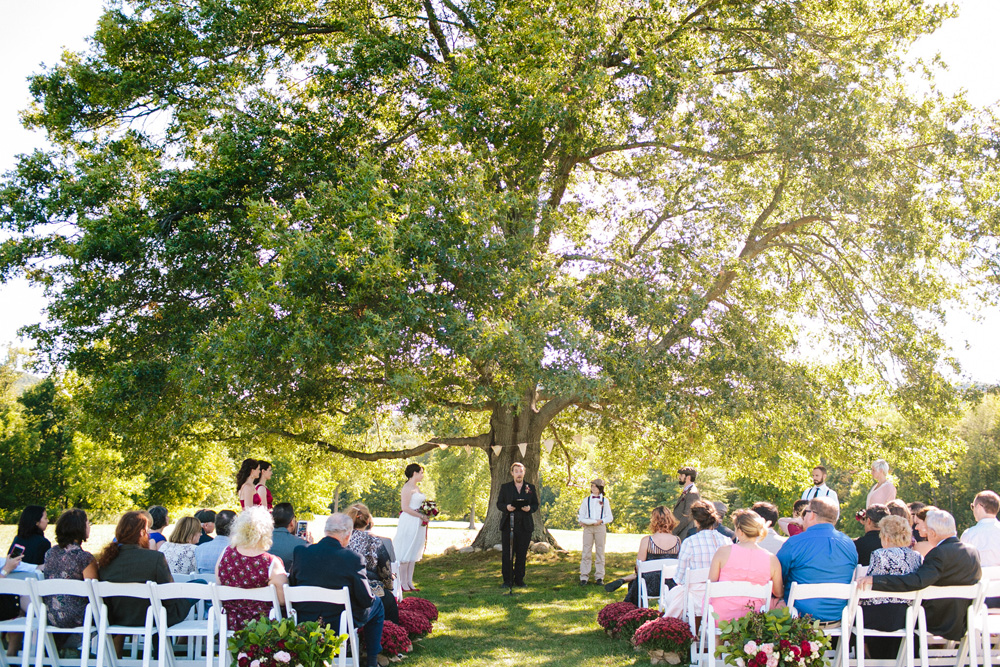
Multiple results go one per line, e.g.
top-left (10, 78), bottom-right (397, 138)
top-left (578, 478), bottom-right (613, 585)
top-left (196, 509), bottom-right (217, 545)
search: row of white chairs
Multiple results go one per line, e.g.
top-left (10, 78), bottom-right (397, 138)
top-left (0, 576), bottom-right (362, 667)
top-left (635, 559), bottom-right (1000, 667)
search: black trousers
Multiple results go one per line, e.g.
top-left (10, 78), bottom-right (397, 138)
top-left (501, 527), bottom-right (531, 585)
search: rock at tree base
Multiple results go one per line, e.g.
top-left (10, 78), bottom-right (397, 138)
top-left (529, 542), bottom-right (551, 554)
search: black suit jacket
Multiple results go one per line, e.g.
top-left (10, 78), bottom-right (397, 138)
top-left (872, 536), bottom-right (981, 640)
top-left (672, 485), bottom-right (701, 538)
top-left (98, 544), bottom-right (185, 627)
top-left (496, 481), bottom-right (539, 534)
top-left (288, 537), bottom-right (373, 627)
top-left (854, 530), bottom-right (882, 567)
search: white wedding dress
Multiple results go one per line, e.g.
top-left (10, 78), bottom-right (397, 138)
top-left (393, 490), bottom-right (428, 562)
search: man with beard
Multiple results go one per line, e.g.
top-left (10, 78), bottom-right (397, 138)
top-left (496, 462), bottom-right (539, 587)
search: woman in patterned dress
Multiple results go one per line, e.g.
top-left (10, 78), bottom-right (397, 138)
top-left (347, 503), bottom-right (399, 623)
top-left (859, 514), bottom-right (923, 659)
top-left (216, 506), bottom-right (287, 631)
top-left (159, 516), bottom-right (202, 575)
top-left (40, 509), bottom-right (97, 633)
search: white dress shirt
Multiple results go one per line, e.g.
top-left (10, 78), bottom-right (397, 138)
top-left (961, 516), bottom-right (1000, 566)
top-left (577, 495), bottom-right (613, 525)
top-left (758, 528), bottom-right (787, 555)
top-left (801, 483), bottom-right (839, 506)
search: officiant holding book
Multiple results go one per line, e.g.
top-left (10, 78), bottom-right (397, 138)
top-left (578, 478), bottom-right (613, 586)
top-left (497, 462), bottom-right (539, 587)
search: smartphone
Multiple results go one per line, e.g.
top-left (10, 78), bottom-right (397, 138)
top-left (8, 544), bottom-right (24, 559)
top-left (296, 520), bottom-right (308, 538)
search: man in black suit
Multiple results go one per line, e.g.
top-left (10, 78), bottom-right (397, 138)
top-left (289, 513), bottom-right (385, 667)
top-left (854, 503), bottom-right (889, 566)
top-left (672, 466), bottom-right (701, 538)
top-left (860, 509), bottom-right (982, 641)
top-left (496, 461), bottom-right (539, 587)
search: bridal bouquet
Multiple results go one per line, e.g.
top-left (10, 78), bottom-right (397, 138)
top-left (419, 500), bottom-right (439, 518)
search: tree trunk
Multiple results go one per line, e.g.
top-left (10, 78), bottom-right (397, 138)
top-left (470, 396), bottom-right (559, 549)
top-left (467, 502), bottom-right (476, 530)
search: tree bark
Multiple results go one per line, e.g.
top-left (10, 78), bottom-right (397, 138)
top-left (470, 394), bottom-right (561, 549)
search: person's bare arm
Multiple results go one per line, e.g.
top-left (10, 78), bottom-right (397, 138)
top-left (769, 555), bottom-right (783, 597)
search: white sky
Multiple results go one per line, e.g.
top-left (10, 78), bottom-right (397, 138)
top-left (1, 0), bottom-right (999, 382)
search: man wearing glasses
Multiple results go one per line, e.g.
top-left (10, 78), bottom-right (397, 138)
top-left (776, 497), bottom-right (857, 621)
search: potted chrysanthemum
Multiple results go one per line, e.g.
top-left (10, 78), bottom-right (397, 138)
top-left (631, 616), bottom-right (696, 665)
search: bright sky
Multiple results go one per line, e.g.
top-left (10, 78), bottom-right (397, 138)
top-left (1, 0), bottom-right (999, 382)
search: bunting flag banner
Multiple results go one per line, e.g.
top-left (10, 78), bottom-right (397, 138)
top-left (517, 442), bottom-right (527, 457)
top-left (573, 434), bottom-right (584, 445)
top-left (492, 445), bottom-right (503, 456)
top-left (543, 438), bottom-right (555, 454)
top-left (464, 445), bottom-right (472, 454)
top-left (437, 443), bottom-right (448, 449)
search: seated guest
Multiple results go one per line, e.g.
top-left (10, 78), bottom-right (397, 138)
top-left (751, 502), bottom-right (786, 554)
top-left (662, 501), bottom-right (733, 616)
top-left (777, 499), bottom-right (810, 537)
top-left (217, 506), bottom-right (287, 631)
top-left (97, 512), bottom-right (195, 630)
top-left (860, 509), bottom-right (981, 641)
top-left (859, 515), bottom-right (922, 659)
top-left (40, 509), bottom-right (98, 632)
top-left (196, 510), bottom-right (217, 545)
top-left (604, 507), bottom-right (680, 602)
top-left (708, 510), bottom-right (782, 622)
top-left (159, 516), bottom-right (201, 575)
top-left (776, 497), bottom-right (857, 621)
top-left (268, 503), bottom-right (309, 571)
top-left (2, 506), bottom-right (51, 655)
top-left (908, 502), bottom-right (927, 544)
top-left (912, 506), bottom-right (938, 558)
top-left (685, 501), bottom-right (735, 540)
top-left (854, 504), bottom-right (890, 566)
top-left (289, 514), bottom-right (384, 667)
top-left (147, 506), bottom-right (169, 551)
top-left (961, 490), bottom-right (1000, 567)
top-left (195, 509), bottom-right (236, 573)
top-left (347, 503), bottom-right (399, 624)
top-left (887, 499), bottom-right (911, 523)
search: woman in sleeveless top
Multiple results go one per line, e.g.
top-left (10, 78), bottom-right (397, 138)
top-left (708, 510), bottom-right (782, 622)
top-left (603, 507), bottom-right (680, 603)
top-left (236, 458), bottom-right (262, 510)
top-left (255, 461), bottom-right (274, 511)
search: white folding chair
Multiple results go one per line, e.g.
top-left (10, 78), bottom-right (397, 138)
top-left (682, 567), bottom-right (711, 666)
top-left (90, 581), bottom-right (156, 667)
top-left (636, 560), bottom-right (678, 611)
top-left (0, 576), bottom-right (37, 667)
top-left (788, 581), bottom-right (855, 667)
top-left (700, 580), bottom-right (773, 667)
top-left (853, 588), bottom-right (920, 667)
top-left (855, 565), bottom-right (870, 581)
top-left (211, 585), bottom-right (281, 666)
top-left (390, 562), bottom-right (402, 603)
top-left (981, 568), bottom-right (1000, 582)
top-left (29, 578), bottom-right (97, 667)
top-left (282, 585), bottom-right (359, 667)
top-left (913, 583), bottom-right (982, 667)
top-left (148, 582), bottom-right (216, 667)
top-left (975, 578), bottom-right (1000, 667)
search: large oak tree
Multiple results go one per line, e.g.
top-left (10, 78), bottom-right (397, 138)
top-left (2, 0), bottom-right (998, 545)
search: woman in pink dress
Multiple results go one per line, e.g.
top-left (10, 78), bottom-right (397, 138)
top-left (708, 510), bottom-right (783, 622)
top-left (216, 506), bottom-right (287, 631)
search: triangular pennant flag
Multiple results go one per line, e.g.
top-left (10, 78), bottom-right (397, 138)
top-left (492, 445), bottom-right (502, 456)
top-left (464, 445), bottom-right (472, 454)
top-left (573, 434), bottom-right (584, 445)
top-left (437, 443), bottom-right (448, 449)
top-left (543, 438), bottom-right (555, 454)
top-left (517, 442), bottom-right (527, 457)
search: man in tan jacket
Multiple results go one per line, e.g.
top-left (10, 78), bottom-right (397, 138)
top-left (672, 466), bottom-right (701, 538)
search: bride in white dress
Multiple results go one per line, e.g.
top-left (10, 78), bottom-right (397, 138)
top-left (393, 463), bottom-right (429, 591)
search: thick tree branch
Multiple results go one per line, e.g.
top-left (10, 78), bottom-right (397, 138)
top-left (584, 141), bottom-right (775, 162)
top-left (422, 0), bottom-right (452, 60)
top-left (267, 429), bottom-right (490, 459)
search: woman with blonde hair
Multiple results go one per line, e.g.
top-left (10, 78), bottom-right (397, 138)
top-left (216, 506), bottom-right (287, 630)
top-left (707, 510), bottom-right (783, 621)
top-left (159, 516), bottom-right (203, 575)
top-left (867, 459), bottom-right (897, 507)
top-left (604, 506), bottom-right (681, 604)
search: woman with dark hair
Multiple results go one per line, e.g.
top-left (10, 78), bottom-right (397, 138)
top-left (40, 509), bottom-right (98, 631)
top-left (347, 503), bottom-right (399, 623)
top-left (604, 506), bottom-right (680, 604)
top-left (912, 505), bottom-right (938, 557)
top-left (237, 458), bottom-right (262, 510)
top-left (662, 500), bottom-right (732, 616)
top-left (254, 460), bottom-right (274, 511)
top-left (393, 463), bottom-right (430, 592)
top-left (147, 505), bottom-right (169, 550)
top-left (2, 506), bottom-right (51, 655)
top-left (97, 511), bottom-right (194, 634)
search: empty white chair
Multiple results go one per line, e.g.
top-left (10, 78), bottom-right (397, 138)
top-left (0, 576), bottom-right (37, 667)
top-left (700, 580), bottom-right (773, 667)
top-left (636, 559), bottom-right (678, 611)
top-left (282, 585), bottom-right (359, 667)
top-left (148, 581), bottom-right (216, 667)
top-left (29, 578), bottom-right (97, 667)
top-left (90, 580), bottom-right (156, 667)
top-left (787, 582), bottom-right (854, 667)
top-left (913, 583), bottom-right (982, 667)
top-left (853, 588), bottom-right (919, 667)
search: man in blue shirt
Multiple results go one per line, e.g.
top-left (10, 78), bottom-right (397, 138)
top-left (194, 509), bottom-right (236, 574)
top-left (776, 497), bottom-right (857, 621)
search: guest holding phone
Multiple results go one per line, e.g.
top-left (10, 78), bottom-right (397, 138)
top-left (268, 502), bottom-right (309, 571)
top-left (7, 505), bottom-right (51, 566)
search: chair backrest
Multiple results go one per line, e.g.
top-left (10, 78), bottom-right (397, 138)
top-left (281, 585), bottom-right (354, 633)
top-left (787, 581), bottom-right (854, 620)
top-left (31, 577), bottom-right (99, 614)
top-left (0, 576), bottom-right (35, 597)
top-left (854, 588), bottom-right (918, 602)
top-left (981, 566), bottom-right (1000, 581)
top-left (150, 582), bottom-right (214, 602)
top-left (212, 584), bottom-right (282, 626)
top-left (854, 564), bottom-right (868, 580)
top-left (915, 584), bottom-right (980, 601)
top-left (91, 580), bottom-right (155, 601)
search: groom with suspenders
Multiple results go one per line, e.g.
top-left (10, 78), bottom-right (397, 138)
top-left (801, 466), bottom-right (839, 506)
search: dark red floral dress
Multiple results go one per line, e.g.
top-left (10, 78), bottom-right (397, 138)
top-left (217, 547), bottom-right (281, 630)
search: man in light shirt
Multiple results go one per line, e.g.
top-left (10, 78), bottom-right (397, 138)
top-left (962, 490), bottom-right (1000, 566)
top-left (800, 466), bottom-right (839, 506)
top-left (751, 501), bottom-right (786, 554)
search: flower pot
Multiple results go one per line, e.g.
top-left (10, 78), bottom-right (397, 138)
top-left (647, 649), bottom-right (682, 665)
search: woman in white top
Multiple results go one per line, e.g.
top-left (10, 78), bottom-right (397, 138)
top-left (393, 463), bottom-right (430, 592)
top-left (867, 459), bottom-right (897, 507)
top-left (159, 516), bottom-right (201, 574)
top-left (577, 478), bottom-right (613, 585)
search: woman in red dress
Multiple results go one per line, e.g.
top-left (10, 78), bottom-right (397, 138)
top-left (216, 506), bottom-right (287, 631)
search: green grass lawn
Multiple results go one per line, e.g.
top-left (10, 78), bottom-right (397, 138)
top-left (400, 550), bottom-right (652, 667)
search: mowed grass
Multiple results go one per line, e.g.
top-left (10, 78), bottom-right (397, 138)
top-left (401, 550), bottom-right (650, 667)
